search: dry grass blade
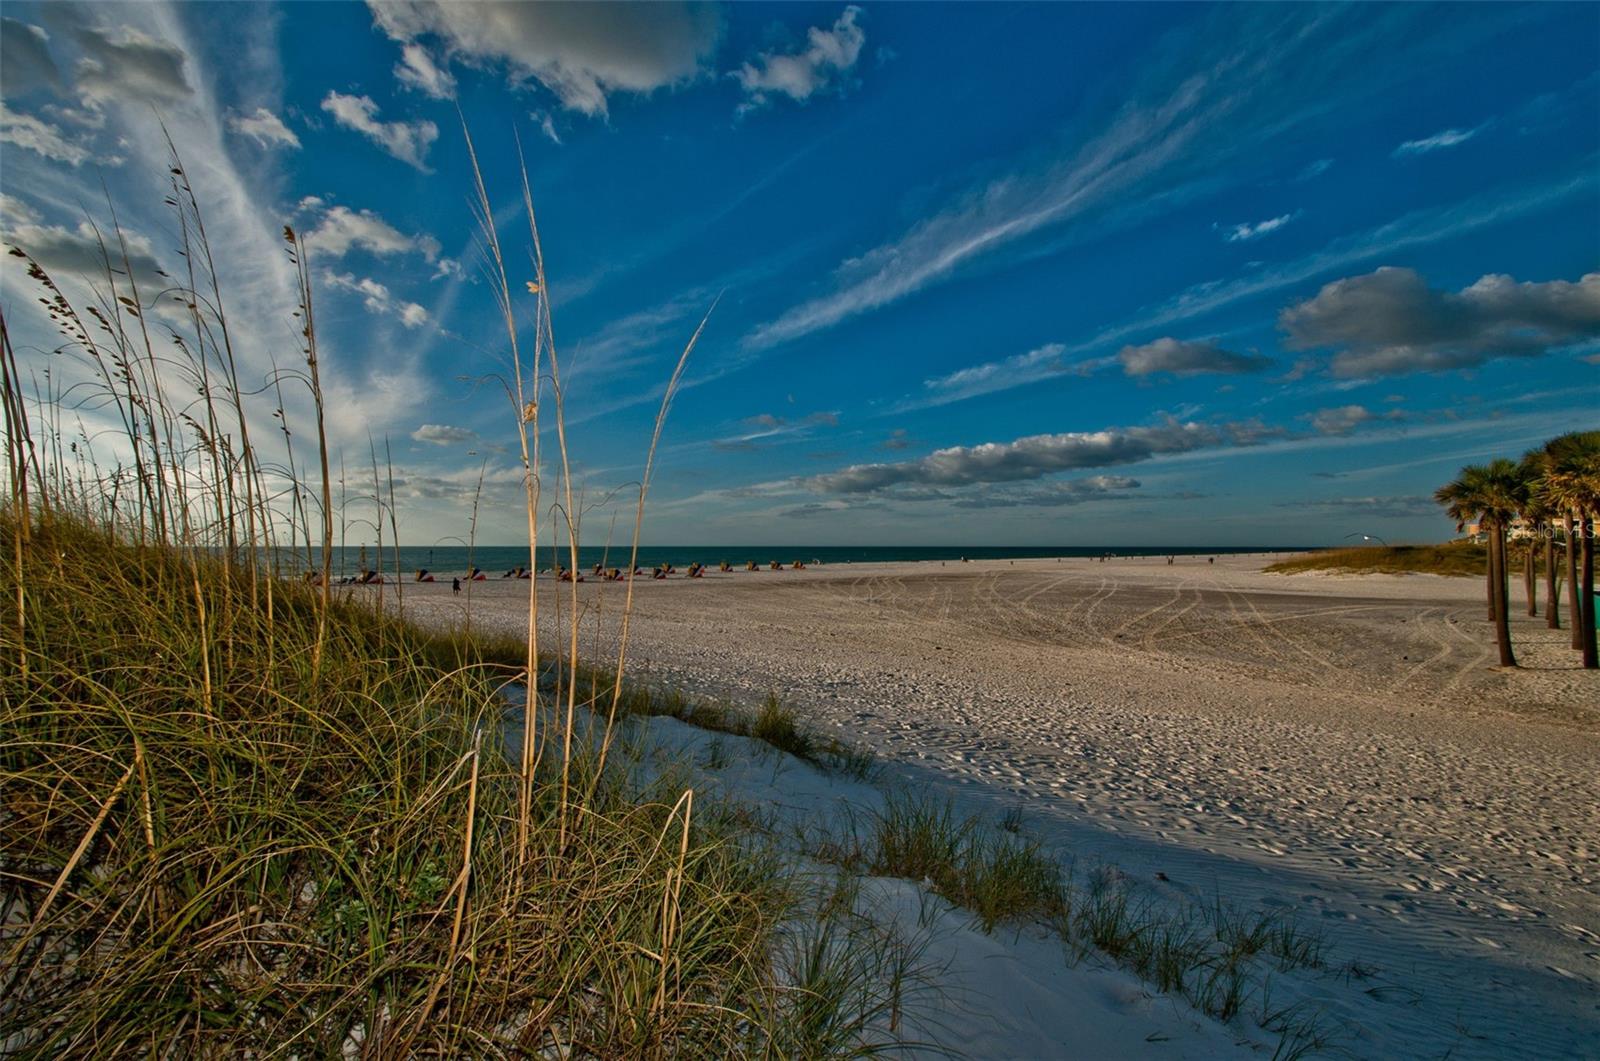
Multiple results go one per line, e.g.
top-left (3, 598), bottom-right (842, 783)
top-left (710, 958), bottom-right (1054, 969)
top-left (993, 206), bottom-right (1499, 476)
top-left (6, 757), bottom-right (136, 970)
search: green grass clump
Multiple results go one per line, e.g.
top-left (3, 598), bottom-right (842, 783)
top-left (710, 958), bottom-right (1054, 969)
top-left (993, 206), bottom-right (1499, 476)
top-left (856, 794), bottom-right (1067, 933)
top-left (1266, 542), bottom-right (1486, 577)
top-left (752, 692), bottom-right (818, 760)
top-left (0, 515), bottom-right (896, 1057)
top-left (551, 666), bottom-right (879, 782)
top-left (809, 796), bottom-right (1333, 1046)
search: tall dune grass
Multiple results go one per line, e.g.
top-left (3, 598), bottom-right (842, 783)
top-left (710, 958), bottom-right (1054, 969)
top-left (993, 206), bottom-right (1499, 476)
top-left (0, 138), bottom-right (905, 1056)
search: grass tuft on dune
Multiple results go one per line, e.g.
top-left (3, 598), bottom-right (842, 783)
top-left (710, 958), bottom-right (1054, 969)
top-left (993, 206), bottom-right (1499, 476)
top-left (1266, 542), bottom-right (1488, 577)
top-left (0, 514), bottom-right (896, 1056)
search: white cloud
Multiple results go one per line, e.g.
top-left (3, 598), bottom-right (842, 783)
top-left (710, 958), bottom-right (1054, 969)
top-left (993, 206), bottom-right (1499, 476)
top-left (300, 201), bottom-right (461, 286)
top-left (320, 91), bottom-right (438, 170)
top-left (1281, 266), bottom-right (1600, 377)
top-left (411, 423), bottom-right (478, 446)
top-left (323, 270), bottom-right (430, 328)
top-left (0, 1), bottom-right (439, 470)
top-left (1117, 337), bottom-right (1271, 376)
top-left (366, 1), bottom-right (721, 117)
top-left (305, 204), bottom-right (428, 259)
top-left (0, 103), bottom-right (92, 165)
top-left (42, 101), bottom-right (107, 130)
top-left (1093, 168), bottom-right (1598, 374)
top-left (1222, 211), bottom-right (1296, 242)
top-left (394, 42), bottom-right (456, 99)
top-left (0, 193), bottom-right (39, 225)
top-left (227, 106), bottom-right (299, 149)
top-left (735, 6), bottom-right (865, 112)
top-left (1393, 126), bottom-right (1478, 156)
top-left (531, 109), bottom-right (561, 145)
top-left (888, 162), bottom-right (1594, 416)
top-left (805, 421), bottom-right (1226, 494)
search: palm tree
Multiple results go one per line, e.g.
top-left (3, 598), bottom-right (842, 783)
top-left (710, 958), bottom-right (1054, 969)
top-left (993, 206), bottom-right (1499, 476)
top-left (1531, 487), bottom-right (1562, 630)
top-left (1519, 451), bottom-right (1556, 624)
top-left (1438, 465), bottom-right (1495, 622)
top-left (1515, 459), bottom-right (1538, 618)
top-left (1543, 431), bottom-right (1600, 669)
top-left (1436, 459), bottom-right (1526, 668)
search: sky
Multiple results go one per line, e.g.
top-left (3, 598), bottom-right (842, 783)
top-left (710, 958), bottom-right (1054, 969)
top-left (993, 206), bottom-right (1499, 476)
top-left (1, 1), bottom-right (1597, 548)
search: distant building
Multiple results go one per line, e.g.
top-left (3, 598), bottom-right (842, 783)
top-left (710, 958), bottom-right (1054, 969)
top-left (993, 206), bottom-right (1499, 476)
top-left (1463, 519), bottom-right (1539, 543)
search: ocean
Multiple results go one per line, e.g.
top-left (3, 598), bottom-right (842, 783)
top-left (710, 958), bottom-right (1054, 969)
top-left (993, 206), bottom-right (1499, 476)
top-left (286, 543), bottom-right (1313, 578)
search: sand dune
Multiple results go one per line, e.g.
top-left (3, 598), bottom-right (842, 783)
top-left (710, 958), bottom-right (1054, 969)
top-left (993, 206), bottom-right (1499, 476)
top-left (402, 554), bottom-right (1599, 1057)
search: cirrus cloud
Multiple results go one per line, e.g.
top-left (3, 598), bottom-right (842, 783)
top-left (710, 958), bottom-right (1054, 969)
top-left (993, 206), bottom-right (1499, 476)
top-left (1393, 126), bottom-right (1478, 157)
top-left (1221, 211), bottom-right (1297, 242)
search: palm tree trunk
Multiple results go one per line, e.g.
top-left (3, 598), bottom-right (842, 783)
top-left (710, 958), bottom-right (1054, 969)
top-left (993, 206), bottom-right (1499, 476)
top-left (1485, 534), bottom-right (1496, 621)
top-left (1492, 526), bottom-right (1516, 668)
top-left (1523, 539), bottom-right (1536, 616)
top-left (1565, 514), bottom-right (1583, 650)
top-left (1545, 534), bottom-right (1560, 630)
top-left (1581, 514), bottom-right (1597, 670)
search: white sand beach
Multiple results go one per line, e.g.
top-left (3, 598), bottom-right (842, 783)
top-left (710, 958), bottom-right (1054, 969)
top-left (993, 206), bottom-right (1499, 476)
top-left (400, 554), bottom-right (1599, 1058)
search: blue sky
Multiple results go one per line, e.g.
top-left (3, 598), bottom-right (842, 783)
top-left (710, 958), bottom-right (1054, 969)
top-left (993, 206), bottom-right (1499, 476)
top-left (2, 2), bottom-right (1596, 547)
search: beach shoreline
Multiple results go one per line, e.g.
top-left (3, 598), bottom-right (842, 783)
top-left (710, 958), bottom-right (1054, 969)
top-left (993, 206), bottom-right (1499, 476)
top-left (399, 553), bottom-right (1599, 1057)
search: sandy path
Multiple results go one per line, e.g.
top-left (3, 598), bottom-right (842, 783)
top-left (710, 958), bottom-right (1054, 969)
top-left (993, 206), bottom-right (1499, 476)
top-left (398, 555), bottom-right (1599, 1058)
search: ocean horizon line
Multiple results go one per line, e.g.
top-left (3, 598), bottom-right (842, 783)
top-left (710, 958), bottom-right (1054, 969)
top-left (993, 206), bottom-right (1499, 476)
top-left (280, 543), bottom-right (1328, 576)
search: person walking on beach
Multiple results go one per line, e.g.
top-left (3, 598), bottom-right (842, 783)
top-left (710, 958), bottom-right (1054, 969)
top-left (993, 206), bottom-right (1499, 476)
top-left (452, 576), bottom-right (461, 595)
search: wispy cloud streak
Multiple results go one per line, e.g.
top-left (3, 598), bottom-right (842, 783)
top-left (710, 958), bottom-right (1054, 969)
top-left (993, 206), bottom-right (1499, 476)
top-left (744, 7), bottom-right (1463, 352)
